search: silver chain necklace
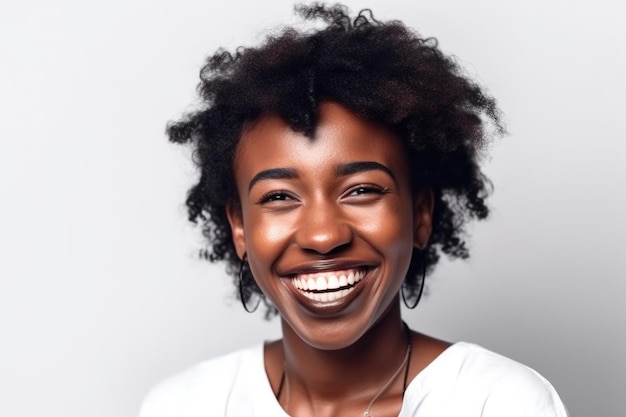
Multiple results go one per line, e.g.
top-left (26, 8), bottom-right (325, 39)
top-left (363, 337), bottom-right (411, 417)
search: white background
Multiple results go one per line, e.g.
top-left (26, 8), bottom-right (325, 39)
top-left (1, 0), bottom-right (624, 416)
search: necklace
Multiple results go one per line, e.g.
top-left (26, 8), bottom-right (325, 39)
top-left (275, 323), bottom-right (413, 417)
top-left (363, 333), bottom-right (411, 417)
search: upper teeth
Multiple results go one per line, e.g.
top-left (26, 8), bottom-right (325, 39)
top-left (291, 269), bottom-right (365, 292)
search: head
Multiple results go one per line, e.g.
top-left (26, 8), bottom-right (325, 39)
top-left (167, 3), bottom-right (504, 319)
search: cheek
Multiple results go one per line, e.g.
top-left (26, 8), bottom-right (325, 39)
top-left (356, 200), bottom-right (415, 262)
top-left (244, 211), bottom-right (295, 270)
top-left (358, 198), bottom-right (413, 236)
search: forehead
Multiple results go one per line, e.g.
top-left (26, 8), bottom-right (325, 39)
top-left (234, 102), bottom-right (409, 183)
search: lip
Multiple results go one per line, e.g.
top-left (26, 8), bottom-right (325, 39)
top-left (278, 259), bottom-right (375, 277)
top-left (282, 265), bottom-right (374, 315)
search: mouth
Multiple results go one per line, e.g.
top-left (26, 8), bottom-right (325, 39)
top-left (289, 268), bottom-right (367, 303)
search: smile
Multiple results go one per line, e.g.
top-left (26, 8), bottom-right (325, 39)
top-left (290, 268), bottom-right (366, 302)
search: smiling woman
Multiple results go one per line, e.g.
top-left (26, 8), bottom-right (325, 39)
top-left (139, 3), bottom-right (568, 417)
top-left (228, 103), bottom-right (422, 351)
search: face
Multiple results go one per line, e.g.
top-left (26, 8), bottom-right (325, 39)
top-left (227, 102), bottom-right (432, 350)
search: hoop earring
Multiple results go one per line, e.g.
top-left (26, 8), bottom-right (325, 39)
top-left (401, 250), bottom-right (426, 310)
top-left (238, 255), bottom-right (261, 313)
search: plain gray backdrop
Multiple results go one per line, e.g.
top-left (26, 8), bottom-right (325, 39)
top-left (1, 0), bottom-right (624, 416)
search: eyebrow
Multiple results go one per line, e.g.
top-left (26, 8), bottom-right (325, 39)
top-left (248, 167), bottom-right (298, 191)
top-left (336, 161), bottom-right (396, 181)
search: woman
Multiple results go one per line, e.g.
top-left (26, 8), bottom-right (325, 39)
top-left (140, 4), bottom-right (567, 416)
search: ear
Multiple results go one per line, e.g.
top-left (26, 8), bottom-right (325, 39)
top-left (413, 188), bottom-right (434, 249)
top-left (226, 202), bottom-right (247, 260)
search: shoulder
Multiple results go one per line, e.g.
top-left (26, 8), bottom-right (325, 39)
top-left (405, 342), bottom-right (568, 416)
top-left (463, 344), bottom-right (568, 416)
top-left (138, 345), bottom-right (262, 417)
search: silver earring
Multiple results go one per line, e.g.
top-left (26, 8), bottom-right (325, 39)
top-left (238, 255), bottom-right (261, 313)
top-left (401, 249), bottom-right (426, 309)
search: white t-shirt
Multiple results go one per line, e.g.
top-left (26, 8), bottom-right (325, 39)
top-left (139, 342), bottom-right (568, 417)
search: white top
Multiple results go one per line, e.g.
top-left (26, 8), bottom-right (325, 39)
top-left (139, 342), bottom-right (568, 417)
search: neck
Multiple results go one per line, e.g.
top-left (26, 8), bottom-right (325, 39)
top-left (279, 298), bottom-right (408, 402)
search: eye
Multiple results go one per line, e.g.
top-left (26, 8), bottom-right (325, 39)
top-left (344, 184), bottom-right (389, 198)
top-left (350, 186), bottom-right (383, 195)
top-left (257, 190), bottom-right (296, 205)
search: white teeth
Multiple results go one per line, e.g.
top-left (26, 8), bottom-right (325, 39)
top-left (327, 275), bottom-right (339, 290)
top-left (339, 275), bottom-right (347, 286)
top-left (316, 276), bottom-right (328, 291)
top-left (300, 286), bottom-right (356, 302)
top-left (290, 268), bottom-right (367, 302)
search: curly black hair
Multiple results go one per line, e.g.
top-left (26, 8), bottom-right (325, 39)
top-left (167, 3), bottom-right (504, 317)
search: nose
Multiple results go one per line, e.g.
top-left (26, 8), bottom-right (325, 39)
top-left (295, 201), bottom-right (353, 254)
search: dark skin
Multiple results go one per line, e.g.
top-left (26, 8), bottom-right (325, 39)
top-left (227, 102), bottom-right (450, 417)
